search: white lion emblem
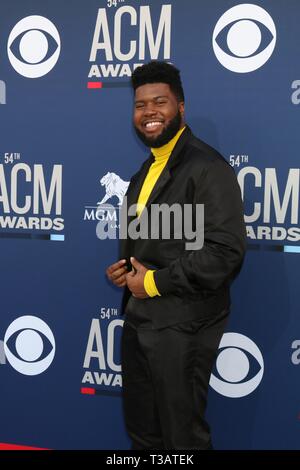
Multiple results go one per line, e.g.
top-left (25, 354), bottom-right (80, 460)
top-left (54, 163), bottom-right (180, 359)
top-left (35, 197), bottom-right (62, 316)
top-left (97, 172), bottom-right (129, 206)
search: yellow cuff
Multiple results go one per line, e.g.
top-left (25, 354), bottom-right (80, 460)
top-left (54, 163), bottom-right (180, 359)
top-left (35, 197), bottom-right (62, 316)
top-left (144, 270), bottom-right (161, 297)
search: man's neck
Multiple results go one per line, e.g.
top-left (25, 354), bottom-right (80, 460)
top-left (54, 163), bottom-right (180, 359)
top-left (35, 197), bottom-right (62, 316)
top-left (151, 126), bottom-right (186, 160)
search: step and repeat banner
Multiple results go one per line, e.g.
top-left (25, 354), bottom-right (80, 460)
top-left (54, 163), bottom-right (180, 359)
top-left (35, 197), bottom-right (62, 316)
top-left (0, 0), bottom-right (299, 450)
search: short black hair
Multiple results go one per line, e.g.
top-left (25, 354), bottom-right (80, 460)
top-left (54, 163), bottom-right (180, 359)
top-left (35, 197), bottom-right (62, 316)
top-left (131, 61), bottom-right (185, 102)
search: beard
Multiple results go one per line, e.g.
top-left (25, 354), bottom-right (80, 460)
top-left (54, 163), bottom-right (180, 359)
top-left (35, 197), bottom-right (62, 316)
top-left (134, 109), bottom-right (182, 148)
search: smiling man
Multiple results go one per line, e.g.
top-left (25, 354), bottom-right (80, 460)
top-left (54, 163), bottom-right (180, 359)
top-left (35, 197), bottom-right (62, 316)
top-left (106, 61), bottom-right (246, 450)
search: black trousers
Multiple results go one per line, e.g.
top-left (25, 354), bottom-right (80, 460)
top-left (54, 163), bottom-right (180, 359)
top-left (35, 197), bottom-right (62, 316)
top-left (121, 308), bottom-right (229, 450)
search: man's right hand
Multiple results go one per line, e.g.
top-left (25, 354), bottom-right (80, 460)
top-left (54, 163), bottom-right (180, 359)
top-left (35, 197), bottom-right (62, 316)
top-left (106, 259), bottom-right (128, 287)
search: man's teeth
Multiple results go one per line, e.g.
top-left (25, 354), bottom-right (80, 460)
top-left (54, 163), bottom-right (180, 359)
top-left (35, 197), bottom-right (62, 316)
top-left (145, 122), bottom-right (162, 128)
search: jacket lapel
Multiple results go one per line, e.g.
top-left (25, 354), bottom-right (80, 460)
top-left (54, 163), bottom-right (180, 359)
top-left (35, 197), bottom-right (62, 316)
top-left (125, 156), bottom-right (154, 210)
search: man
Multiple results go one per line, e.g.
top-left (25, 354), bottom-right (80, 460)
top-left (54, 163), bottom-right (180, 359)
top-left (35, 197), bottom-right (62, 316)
top-left (106, 61), bottom-right (246, 450)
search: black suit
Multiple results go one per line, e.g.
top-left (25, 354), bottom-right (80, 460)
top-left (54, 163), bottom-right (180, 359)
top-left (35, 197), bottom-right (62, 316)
top-left (120, 126), bottom-right (246, 449)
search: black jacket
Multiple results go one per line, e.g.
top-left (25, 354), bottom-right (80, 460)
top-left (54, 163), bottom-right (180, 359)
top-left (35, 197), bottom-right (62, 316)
top-left (120, 126), bottom-right (246, 328)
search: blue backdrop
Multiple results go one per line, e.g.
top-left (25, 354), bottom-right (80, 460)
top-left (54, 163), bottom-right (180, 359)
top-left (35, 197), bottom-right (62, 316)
top-left (0, 0), bottom-right (299, 450)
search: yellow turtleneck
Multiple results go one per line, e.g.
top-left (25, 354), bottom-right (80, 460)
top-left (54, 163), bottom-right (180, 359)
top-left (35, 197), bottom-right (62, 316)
top-left (137, 126), bottom-right (186, 297)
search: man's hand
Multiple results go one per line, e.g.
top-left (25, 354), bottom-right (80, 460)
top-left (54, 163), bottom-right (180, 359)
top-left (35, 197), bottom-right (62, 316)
top-left (126, 257), bottom-right (149, 299)
top-left (106, 259), bottom-right (128, 287)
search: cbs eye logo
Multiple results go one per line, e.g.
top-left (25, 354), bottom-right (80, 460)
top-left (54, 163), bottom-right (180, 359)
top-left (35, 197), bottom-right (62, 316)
top-left (212, 4), bottom-right (276, 73)
top-left (209, 332), bottom-right (264, 398)
top-left (4, 316), bottom-right (56, 375)
top-left (7, 15), bottom-right (61, 78)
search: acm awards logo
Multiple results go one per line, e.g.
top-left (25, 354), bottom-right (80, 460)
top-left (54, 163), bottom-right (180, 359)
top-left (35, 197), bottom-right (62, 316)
top-left (82, 309), bottom-right (123, 390)
top-left (88, 2), bottom-right (172, 82)
top-left (212, 4), bottom-right (276, 73)
top-left (0, 316), bottom-right (56, 376)
top-left (236, 164), bottom-right (300, 243)
top-left (0, 155), bottom-right (64, 232)
top-left (83, 171), bottom-right (129, 238)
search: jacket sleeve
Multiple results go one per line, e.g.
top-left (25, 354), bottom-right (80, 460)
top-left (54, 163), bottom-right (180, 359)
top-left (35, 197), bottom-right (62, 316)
top-left (153, 158), bottom-right (247, 295)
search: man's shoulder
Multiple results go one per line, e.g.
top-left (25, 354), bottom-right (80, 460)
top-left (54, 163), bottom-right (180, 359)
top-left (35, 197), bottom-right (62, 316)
top-left (183, 131), bottom-right (229, 169)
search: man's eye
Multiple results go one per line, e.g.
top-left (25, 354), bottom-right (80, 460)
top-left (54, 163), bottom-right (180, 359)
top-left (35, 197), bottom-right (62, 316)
top-left (156, 100), bottom-right (166, 105)
top-left (135, 104), bottom-right (144, 109)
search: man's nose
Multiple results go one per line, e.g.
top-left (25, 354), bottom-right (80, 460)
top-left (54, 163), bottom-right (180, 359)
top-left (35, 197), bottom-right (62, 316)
top-left (144, 104), bottom-right (157, 116)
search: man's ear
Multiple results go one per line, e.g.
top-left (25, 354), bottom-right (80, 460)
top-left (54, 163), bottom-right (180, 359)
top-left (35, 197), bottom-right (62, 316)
top-left (179, 101), bottom-right (185, 118)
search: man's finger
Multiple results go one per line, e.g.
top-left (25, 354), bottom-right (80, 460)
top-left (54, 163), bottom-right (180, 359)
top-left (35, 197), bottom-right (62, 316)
top-left (130, 257), bottom-right (141, 272)
top-left (110, 266), bottom-right (127, 280)
top-left (106, 259), bottom-right (127, 276)
top-left (107, 269), bottom-right (125, 281)
top-left (114, 274), bottom-right (127, 287)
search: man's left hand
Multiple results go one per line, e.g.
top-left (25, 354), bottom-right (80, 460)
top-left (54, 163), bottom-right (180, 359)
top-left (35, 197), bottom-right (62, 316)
top-left (126, 257), bottom-right (149, 299)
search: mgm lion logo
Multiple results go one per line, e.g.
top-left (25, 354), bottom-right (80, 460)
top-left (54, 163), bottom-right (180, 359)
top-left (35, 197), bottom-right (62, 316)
top-left (97, 172), bottom-right (129, 206)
